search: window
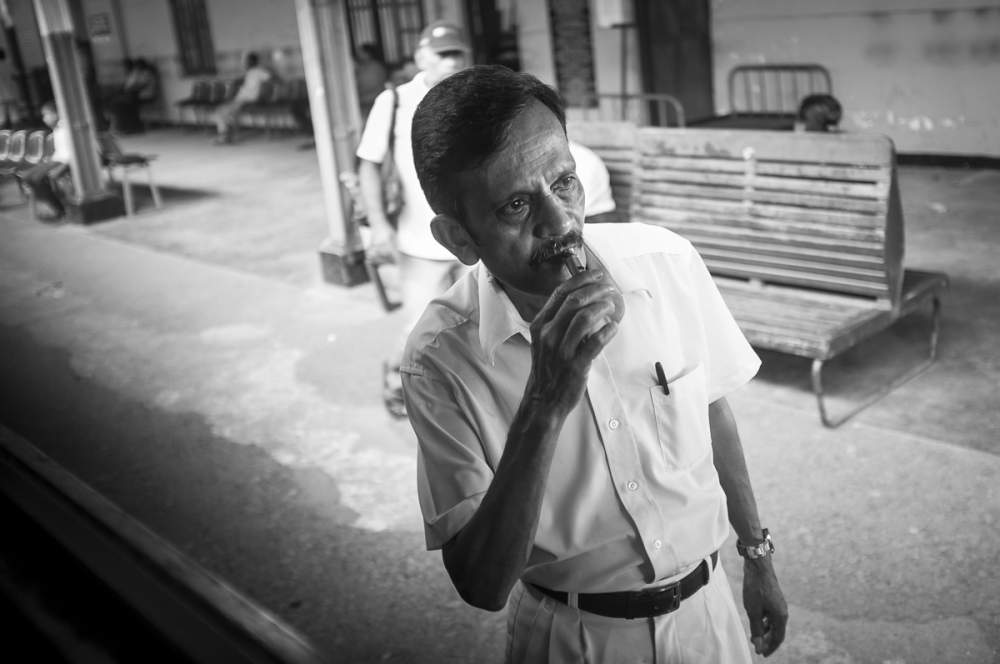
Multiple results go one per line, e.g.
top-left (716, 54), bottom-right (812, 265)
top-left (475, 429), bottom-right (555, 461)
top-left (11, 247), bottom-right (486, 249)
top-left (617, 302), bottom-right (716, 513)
top-left (345, 0), bottom-right (425, 69)
top-left (168, 0), bottom-right (217, 76)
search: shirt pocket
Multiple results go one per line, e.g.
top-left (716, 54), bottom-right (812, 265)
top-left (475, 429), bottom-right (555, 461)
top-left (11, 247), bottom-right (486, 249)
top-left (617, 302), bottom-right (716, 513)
top-left (648, 364), bottom-right (712, 470)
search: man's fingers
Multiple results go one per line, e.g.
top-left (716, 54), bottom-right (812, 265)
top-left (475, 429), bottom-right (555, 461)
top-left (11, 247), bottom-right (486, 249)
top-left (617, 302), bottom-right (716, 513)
top-left (560, 300), bottom-right (618, 356)
top-left (576, 320), bottom-right (619, 360)
top-left (534, 271), bottom-right (606, 325)
top-left (761, 612), bottom-right (787, 656)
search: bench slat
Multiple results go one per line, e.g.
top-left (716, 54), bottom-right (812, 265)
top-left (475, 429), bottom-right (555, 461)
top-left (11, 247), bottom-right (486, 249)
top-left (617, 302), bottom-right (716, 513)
top-left (646, 216), bottom-right (884, 255)
top-left (636, 201), bottom-right (886, 238)
top-left (637, 181), bottom-right (886, 215)
top-left (637, 128), bottom-right (894, 166)
top-left (684, 235), bottom-right (885, 267)
top-left (637, 155), bottom-right (889, 184)
top-left (636, 166), bottom-right (886, 199)
top-left (707, 260), bottom-right (890, 298)
top-left (699, 248), bottom-right (886, 281)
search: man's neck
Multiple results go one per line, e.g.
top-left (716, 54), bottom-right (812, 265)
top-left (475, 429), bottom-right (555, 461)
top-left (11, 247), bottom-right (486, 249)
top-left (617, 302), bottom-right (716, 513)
top-left (500, 282), bottom-right (548, 323)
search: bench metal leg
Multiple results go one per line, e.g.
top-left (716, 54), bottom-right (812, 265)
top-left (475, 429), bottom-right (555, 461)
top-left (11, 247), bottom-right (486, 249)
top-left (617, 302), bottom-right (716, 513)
top-left (811, 296), bottom-right (942, 428)
top-left (147, 167), bottom-right (162, 209)
top-left (121, 167), bottom-right (133, 216)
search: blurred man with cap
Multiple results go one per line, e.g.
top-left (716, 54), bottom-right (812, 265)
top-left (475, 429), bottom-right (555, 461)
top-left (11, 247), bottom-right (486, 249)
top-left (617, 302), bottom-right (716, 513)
top-left (356, 21), bottom-right (471, 418)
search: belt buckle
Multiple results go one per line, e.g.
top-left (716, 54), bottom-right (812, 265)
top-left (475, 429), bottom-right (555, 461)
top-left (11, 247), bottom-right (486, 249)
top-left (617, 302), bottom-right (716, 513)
top-left (628, 581), bottom-right (681, 619)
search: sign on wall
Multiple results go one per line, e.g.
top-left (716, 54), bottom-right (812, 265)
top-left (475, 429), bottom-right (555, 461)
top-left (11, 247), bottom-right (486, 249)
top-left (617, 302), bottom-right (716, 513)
top-left (87, 12), bottom-right (112, 43)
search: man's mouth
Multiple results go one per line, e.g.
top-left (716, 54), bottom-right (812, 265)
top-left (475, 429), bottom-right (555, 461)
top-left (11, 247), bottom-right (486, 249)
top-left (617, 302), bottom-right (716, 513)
top-left (529, 232), bottom-right (583, 269)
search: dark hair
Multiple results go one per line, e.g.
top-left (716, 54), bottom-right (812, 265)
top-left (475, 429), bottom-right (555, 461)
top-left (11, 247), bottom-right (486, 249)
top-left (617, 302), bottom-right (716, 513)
top-left (411, 65), bottom-right (566, 217)
top-left (798, 93), bottom-right (842, 131)
top-left (358, 42), bottom-right (382, 61)
top-left (245, 52), bottom-right (259, 68)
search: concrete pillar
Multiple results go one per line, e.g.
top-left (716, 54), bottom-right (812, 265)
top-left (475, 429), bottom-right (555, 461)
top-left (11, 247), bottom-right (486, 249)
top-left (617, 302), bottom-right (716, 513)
top-left (33, 0), bottom-right (123, 222)
top-left (295, 0), bottom-right (368, 287)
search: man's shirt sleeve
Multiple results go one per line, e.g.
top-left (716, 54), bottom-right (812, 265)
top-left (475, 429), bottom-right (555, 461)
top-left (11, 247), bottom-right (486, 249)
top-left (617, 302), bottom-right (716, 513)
top-left (355, 87), bottom-right (395, 164)
top-left (683, 241), bottom-right (760, 403)
top-left (403, 361), bottom-right (494, 551)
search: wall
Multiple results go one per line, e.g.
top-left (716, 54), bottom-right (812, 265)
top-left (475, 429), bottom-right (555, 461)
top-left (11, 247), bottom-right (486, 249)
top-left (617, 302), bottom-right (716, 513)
top-left (713, 0), bottom-right (1000, 156)
top-left (514, 0), bottom-right (645, 124)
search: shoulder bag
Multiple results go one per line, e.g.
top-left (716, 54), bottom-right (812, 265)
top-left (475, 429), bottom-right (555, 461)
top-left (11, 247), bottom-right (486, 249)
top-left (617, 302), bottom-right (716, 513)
top-left (380, 86), bottom-right (403, 228)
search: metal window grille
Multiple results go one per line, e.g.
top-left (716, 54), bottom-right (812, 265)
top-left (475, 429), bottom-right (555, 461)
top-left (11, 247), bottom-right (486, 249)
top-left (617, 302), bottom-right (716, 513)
top-left (168, 0), bottom-right (217, 76)
top-left (345, 0), bottom-right (424, 68)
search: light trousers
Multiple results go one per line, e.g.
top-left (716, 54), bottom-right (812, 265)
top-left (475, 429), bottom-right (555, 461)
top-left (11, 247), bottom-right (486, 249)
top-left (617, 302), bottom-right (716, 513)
top-left (505, 558), bottom-right (753, 664)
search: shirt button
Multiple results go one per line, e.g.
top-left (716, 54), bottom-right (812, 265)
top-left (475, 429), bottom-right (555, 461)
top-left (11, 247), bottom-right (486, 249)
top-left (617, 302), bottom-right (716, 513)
top-left (653, 539), bottom-right (663, 549)
top-left (608, 418), bottom-right (620, 430)
top-left (626, 480), bottom-right (638, 491)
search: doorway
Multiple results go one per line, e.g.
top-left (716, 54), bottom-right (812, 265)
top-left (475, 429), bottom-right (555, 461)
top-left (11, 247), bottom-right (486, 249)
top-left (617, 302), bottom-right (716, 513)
top-left (634, 0), bottom-right (714, 125)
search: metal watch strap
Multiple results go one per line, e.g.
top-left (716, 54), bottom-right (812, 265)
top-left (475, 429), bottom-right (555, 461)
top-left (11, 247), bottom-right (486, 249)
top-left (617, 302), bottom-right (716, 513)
top-left (736, 528), bottom-right (774, 559)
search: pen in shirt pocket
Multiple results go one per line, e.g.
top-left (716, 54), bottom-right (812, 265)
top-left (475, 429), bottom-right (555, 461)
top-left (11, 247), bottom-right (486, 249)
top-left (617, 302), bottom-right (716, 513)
top-left (654, 361), bottom-right (670, 395)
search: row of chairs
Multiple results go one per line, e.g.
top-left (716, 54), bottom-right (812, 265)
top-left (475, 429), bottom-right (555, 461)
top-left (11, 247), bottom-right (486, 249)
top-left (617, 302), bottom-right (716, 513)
top-left (0, 127), bottom-right (161, 217)
top-left (0, 128), bottom-right (56, 216)
top-left (175, 77), bottom-right (308, 135)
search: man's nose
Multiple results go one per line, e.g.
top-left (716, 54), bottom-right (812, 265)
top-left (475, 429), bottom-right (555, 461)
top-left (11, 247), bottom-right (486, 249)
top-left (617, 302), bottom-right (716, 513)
top-left (535, 193), bottom-right (575, 237)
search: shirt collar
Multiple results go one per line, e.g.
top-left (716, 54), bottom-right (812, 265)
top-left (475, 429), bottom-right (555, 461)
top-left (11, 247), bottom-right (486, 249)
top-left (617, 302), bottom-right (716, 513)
top-left (475, 238), bottom-right (652, 364)
top-left (477, 263), bottom-right (531, 365)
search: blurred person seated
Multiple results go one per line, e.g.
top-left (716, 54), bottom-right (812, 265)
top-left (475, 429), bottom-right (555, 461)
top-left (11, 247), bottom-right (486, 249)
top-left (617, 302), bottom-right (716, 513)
top-left (20, 102), bottom-right (71, 221)
top-left (795, 93), bottom-right (842, 132)
top-left (569, 139), bottom-right (617, 223)
top-left (213, 51), bottom-right (273, 145)
top-left (107, 57), bottom-right (158, 134)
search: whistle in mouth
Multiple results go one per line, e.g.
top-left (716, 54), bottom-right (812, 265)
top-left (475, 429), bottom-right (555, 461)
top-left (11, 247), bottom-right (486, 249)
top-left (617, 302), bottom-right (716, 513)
top-left (562, 251), bottom-right (586, 275)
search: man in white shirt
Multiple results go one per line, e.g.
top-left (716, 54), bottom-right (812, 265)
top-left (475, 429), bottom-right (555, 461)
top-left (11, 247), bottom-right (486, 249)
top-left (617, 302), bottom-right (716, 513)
top-left (213, 51), bottom-right (272, 145)
top-left (355, 21), bottom-right (470, 418)
top-left (403, 65), bottom-right (788, 663)
top-left (21, 102), bottom-right (72, 220)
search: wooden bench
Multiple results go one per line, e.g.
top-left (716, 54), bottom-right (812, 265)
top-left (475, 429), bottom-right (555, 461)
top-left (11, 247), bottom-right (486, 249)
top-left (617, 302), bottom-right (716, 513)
top-left (566, 121), bottom-right (637, 222)
top-left (630, 128), bottom-right (948, 427)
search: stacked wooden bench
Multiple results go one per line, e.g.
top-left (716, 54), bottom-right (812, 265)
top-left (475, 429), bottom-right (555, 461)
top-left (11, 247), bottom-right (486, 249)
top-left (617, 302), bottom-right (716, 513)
top-left (626, 128), bottom-right (948, 427)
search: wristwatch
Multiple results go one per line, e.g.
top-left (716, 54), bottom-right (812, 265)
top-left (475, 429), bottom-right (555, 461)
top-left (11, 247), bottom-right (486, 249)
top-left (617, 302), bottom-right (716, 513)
top-left (736, 528), bottom-right (775, 560)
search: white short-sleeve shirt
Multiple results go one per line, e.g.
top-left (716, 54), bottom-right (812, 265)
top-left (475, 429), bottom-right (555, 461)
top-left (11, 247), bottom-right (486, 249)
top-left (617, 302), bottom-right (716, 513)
top-left (356, 72), bottom-right (453, 261)
top-left (402, 223), bottom-right (760, 593)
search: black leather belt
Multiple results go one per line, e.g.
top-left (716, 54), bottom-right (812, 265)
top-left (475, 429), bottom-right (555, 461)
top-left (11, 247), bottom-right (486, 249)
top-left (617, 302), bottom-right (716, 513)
top-left (530, 551), bottom-right (718, 620)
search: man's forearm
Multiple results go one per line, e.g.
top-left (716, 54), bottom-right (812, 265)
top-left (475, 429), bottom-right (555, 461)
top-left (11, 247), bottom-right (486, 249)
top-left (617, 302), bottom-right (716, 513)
top-left (709, 397), bottom-right (764, 543)
top-left (357, 158), bottom-right (393, 233)
top-left (442, 396), bottom-right (568, 612)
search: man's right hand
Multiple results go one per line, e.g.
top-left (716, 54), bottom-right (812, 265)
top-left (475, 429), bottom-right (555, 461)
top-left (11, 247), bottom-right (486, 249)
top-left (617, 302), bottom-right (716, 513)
top-left (526, 268), bottom-right (624, 414)
top-left (366, 225), bottom-right (397, 263)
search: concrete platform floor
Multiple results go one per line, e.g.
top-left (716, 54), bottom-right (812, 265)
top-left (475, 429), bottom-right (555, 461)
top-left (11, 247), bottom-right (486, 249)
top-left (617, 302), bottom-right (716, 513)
top-left (0, 128), bottom-right (998, 663)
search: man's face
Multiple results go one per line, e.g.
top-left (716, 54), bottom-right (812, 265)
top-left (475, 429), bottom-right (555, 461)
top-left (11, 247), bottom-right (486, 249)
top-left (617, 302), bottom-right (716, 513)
top-left (453, 100), bottom-right (584, 298)
top-left (419, 47), bottom-right (468, 86)
top-left (42, 108), bottom-right (58, 128)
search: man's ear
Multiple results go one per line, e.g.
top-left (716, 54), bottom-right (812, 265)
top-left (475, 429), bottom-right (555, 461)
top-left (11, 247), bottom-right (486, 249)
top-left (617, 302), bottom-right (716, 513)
top-left (431, 214), bottom-right (480, 266)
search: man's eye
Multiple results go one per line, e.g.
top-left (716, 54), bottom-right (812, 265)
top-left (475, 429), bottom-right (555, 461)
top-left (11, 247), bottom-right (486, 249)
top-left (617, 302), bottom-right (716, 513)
top-left (500, 198), bottom-right (528, 216)
top-left (554, 174), bottom-right (579, 191)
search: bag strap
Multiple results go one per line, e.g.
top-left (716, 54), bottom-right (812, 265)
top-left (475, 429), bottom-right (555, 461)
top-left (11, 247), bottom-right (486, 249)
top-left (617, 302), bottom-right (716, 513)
top-left (387, 86), bottom-right (399, 153)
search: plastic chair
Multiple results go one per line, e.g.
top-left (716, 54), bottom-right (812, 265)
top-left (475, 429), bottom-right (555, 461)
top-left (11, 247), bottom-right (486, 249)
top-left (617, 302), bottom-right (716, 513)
top-left (0, 129), bottom-right (27, 182)
top-left (98, 132), bottom-right (162, 216)
top-left (0, 129), bottom-right (12, 164)
top-left (17, 130), bottom-right (48, 170)
top-left (176, 80), bottom-right (211, 125)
